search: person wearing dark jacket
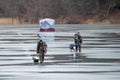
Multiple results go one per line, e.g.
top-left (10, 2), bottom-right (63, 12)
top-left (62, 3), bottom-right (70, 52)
top-left (74, 32), bottom-right (82, 53)
top-left (37, 39), bottom-right (47, 63)
top-left (77, 32), bottom-right (82, 52)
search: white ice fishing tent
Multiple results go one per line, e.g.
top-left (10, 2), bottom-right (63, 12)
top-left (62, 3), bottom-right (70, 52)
top-left (38, 18), bottom-right (55, 41)
top-left (39, 18), bottom-right (55, 32)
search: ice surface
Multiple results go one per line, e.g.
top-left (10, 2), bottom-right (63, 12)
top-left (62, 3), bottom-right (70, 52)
top-left (0, 24), bottom-right (120, 80)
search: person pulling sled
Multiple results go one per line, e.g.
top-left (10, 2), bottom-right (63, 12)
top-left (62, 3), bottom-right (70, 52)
top-left (37, 39), bottom-right (47, 64)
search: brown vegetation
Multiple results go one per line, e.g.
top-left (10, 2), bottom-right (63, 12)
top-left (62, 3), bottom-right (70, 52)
top-left (56, 10), bottom-right (120, 24)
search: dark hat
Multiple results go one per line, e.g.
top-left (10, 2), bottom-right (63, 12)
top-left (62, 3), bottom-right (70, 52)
top-left (40, 39), bottom-right (42, 42)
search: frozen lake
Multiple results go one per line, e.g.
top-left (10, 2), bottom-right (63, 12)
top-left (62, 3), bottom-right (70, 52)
top-left (0, 24), bottom-right (120, 80)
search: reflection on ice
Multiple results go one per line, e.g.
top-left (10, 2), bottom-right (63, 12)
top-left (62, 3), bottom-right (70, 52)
top-left (38, 32), bottom-right (55, 41)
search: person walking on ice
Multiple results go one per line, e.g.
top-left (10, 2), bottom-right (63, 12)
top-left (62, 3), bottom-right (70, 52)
top-left (74, 32), bottom-right (82, 53)
top-left (37, 39), bottom-right (47, 64)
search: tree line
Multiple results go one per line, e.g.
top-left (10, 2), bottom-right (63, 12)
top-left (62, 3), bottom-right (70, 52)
top-left (0, 0), bottom-right (119, 24)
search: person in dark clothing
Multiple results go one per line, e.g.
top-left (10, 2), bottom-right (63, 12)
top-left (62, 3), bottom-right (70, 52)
top-left (77, 32), bottom-right (82, 52)
top-left (37, 39), bottom-right (47, 63)
top-left (74, 32), bottom-right (82, 53)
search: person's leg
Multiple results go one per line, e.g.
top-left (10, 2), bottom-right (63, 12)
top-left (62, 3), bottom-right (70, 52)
top-left (39, 54), bottom-right (42, 63)
top-left (39, 50), bottom-right (43, 63)
top-left (75, 45), bottom-right (78, 53)
top-left (79, 44), bottom-right (81, 52)
top-left (42, 52), bottom-right (45, 63)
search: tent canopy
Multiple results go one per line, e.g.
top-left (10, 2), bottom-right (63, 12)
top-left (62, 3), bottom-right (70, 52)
top-left (39, 18), bottom-right (55, 32)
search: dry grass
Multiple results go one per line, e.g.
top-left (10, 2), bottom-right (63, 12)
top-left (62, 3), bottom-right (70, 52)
top-left (1, 11), bottom-right (120, 24)
top-left (56, 13), bottom-right (120, 24)
top-left (0, 18), bottom-right (20, 24)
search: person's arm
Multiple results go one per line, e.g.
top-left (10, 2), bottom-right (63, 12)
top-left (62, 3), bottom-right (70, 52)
top-left (44, 42), bottom-right (47, 53)
top-left (73, 34), bottom-right (76, 40)
top-left (78, 35), bottom-right (82, 43)
top-left (37, 41), bottom-right (40, 54)
top-left (80, 36), bottom-right (82, 43)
